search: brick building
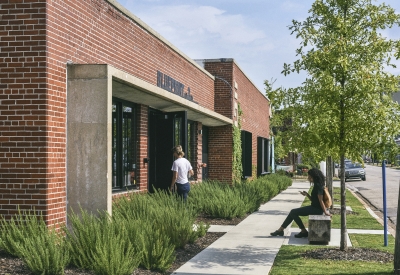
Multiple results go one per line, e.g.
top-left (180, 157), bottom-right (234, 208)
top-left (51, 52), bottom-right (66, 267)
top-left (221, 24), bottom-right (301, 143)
top-left (0, 0), bottom-right (270, 226)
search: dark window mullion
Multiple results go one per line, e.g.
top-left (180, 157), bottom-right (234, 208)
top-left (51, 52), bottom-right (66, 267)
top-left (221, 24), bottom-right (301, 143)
top-left (116, 102), bottom-right (123, 189)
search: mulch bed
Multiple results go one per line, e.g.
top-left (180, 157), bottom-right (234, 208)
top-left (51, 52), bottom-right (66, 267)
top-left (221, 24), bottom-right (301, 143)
top-left (303, 247), bottom-right (394, 263)
top-left (195, 213), bottom-right (250, 225)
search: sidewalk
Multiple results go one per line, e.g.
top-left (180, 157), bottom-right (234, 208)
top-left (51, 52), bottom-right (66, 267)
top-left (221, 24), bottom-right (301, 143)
top-left (173, 181), bottom-right (387, 275)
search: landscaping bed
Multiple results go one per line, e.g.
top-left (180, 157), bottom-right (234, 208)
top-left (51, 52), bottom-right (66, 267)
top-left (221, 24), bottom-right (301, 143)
top-left (0, 174), bottom-right (291, 275)
top-left (0, 215), bottom-right (248, 275)
top-left (0, 232), bottom-right (226, 275)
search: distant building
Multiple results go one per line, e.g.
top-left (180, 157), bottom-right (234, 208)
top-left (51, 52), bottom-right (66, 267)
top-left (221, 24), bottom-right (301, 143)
top-left (1, 0), bottom-right (270, 226)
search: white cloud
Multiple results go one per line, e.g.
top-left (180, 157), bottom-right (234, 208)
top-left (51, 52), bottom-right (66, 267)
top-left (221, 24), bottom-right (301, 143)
top-left (137, 5), bottom-right (267, 44)
top-left (280, 1), bottom-right (307, 12)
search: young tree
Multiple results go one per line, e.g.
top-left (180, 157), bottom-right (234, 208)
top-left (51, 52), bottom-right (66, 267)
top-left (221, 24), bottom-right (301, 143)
top-left (267, 0), bottom-right (400, 251)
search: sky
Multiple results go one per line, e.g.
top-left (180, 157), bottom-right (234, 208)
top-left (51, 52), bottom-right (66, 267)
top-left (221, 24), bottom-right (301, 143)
top-left (117, 0), bottom-right (400, 92)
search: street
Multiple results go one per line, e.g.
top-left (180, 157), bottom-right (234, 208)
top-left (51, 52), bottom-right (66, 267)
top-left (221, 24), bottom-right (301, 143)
top-left (342, 164), bottom-right (400, 225)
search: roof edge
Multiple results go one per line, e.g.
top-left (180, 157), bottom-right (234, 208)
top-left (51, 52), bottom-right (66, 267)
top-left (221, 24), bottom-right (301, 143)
top-left (106, 0), bottom-right (215, 80)
top-left (195, 58), bottom-right (269, 101)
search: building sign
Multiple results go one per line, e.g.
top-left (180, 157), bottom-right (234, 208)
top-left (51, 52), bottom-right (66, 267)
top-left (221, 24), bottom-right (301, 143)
top-left (157, 71), bottom-right (195, 102)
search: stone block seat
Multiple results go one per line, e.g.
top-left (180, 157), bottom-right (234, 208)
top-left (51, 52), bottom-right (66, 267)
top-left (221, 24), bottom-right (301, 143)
top-left (308, 215), bottom-right (331, 244)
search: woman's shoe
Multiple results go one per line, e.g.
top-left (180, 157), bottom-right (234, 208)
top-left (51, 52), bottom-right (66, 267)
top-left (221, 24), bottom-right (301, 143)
top-left (294, 231), bottom-right (308, 238)
top-left (270, 230), bottom-right (284, 236)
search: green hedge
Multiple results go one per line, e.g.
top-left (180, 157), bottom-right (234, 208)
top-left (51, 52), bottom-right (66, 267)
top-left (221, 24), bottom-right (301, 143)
top-left (189, 174), bottom-right (292, 219)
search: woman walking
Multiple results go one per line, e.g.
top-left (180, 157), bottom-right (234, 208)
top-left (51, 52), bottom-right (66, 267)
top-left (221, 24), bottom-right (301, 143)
top-left (170, 145), bottom-right (194, 202)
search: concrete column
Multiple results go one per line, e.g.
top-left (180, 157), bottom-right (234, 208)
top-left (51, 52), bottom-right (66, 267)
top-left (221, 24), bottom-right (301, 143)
top-left (67, 64), bottom-right (112, 220)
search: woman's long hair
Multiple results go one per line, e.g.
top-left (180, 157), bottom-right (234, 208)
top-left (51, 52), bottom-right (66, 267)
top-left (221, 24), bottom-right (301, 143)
top-left (308, 168), bottom-right (325, 187)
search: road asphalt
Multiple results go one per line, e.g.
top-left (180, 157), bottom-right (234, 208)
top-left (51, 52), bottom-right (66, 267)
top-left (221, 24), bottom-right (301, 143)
top-left (173, 181), bottom-right (391, 275)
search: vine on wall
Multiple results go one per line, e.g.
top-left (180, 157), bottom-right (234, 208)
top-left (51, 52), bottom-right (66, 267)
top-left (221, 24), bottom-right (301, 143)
top-left (232, 103), bottom-right (243, 183)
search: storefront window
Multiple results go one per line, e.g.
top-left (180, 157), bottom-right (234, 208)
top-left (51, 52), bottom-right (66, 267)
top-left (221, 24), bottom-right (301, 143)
top-left (112, 98), bottom-right (137, 190)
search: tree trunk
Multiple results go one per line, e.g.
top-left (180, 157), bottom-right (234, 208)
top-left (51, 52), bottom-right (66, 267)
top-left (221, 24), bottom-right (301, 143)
top-left (340, 154), bottom-right (347, 250)
top-left (339, 96), bottom-right (347, 251)
top-left (394, 180), bottom-right (400, 274)
top-left (326, 156), bottom-right (333, 209)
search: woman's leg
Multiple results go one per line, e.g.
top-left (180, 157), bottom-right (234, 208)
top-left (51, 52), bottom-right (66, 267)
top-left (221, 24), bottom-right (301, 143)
top-left (176, 182), bottom-right (190, 202)
top-left (281, 206), bottom-right (323, 230)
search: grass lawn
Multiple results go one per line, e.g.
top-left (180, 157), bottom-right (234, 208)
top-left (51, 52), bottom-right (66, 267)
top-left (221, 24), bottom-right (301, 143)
top-left (270, 187), bottom-right (394, 275)
top-left (349, 234), bottom-right (395, 253)
top-left (269, 244), bottom-right (393, 275)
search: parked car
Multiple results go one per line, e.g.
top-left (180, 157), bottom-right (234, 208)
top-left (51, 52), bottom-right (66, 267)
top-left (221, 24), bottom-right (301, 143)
top-left (339, 162), bottom-right (366, 181)
top-left (335, 159), bottom-right (352, 168)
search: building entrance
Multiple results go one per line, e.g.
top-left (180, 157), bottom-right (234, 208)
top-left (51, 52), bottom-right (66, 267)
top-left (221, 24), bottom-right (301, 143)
top-left (148, 109), bottom-right (187, 192)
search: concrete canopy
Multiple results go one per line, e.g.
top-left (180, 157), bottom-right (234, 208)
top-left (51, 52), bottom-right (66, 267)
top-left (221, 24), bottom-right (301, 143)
top-left (111, 68), bottom-right (232, 127)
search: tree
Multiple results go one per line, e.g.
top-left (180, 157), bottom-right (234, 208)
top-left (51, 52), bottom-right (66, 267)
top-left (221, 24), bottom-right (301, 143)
top-left (267, 0), bottom-right (400, 251)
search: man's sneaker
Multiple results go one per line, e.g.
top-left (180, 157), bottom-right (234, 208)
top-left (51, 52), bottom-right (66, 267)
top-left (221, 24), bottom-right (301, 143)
top-left (294, 231), bottom-right (308, 238)
top-left (270, 230), bottom-right (284, 236)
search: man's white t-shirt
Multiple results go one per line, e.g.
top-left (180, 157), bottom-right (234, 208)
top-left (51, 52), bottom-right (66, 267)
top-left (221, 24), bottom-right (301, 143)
top-left (171, 158), bottom-right (193, 184)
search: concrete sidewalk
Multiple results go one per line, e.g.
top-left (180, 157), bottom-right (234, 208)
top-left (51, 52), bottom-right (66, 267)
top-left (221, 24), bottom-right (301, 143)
top-left (173, 181), bottom-right (310, 275)
top-left (173, 181), bottom-right (387, 275)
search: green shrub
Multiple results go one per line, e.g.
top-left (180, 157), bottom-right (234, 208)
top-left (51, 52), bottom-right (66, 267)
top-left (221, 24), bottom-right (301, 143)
top-left (266, 173), bottom-right (292, 192)
top-left (0, 210), bottom-right (69, 275)
top-left (275, 169), bottom-right (287, 177)
top-left (192, 221), bottom-right (209, 239)
top-left (64, 209), bottom-right (102, 269)
top-left (190, 181), bottom-right (247, 219)
top-left (190, 175), bottom-right (292, 219)
top-left (234, 181), bottom-right (263, 213)
top-left (149, 190), bottom-right (206, 247)
top-left (0, 210), bottom-right (48, 257)
top-left (91, 220), bottom-right (139, 275)
top-left (139, 221), bottom-right (176, 272)
top-left (112, 189), bottom-right (210, 272)
top-left (296, 164), bottom-right (311, 170)
top-left (17, 230), bottom-right (69, 275)
top-left (114, 190), bottom-right (207, 249)
top-left (65, 209), bottom-right (140, 274)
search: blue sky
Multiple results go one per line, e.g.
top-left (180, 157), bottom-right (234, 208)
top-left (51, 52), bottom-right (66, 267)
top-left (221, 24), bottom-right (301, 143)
top-left (117, 0), bottom-right (400, 92)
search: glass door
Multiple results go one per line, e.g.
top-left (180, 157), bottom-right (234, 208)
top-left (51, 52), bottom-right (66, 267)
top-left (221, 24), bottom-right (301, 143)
top-left (148, 109), bottom-right (187, 191)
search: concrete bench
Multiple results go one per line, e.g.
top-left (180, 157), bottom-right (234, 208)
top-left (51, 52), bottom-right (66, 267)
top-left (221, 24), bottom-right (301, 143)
top-left (308, 215), bottom-right (331, 244)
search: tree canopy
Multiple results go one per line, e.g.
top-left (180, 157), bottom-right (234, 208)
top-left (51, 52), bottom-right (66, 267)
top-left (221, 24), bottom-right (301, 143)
top-left (266, 0), bottom-right (400, 250)
top-left (268, 0), bottom-right (400, 162)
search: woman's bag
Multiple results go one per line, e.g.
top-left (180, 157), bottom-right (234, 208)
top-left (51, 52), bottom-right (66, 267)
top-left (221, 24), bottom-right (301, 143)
top-left (323, 187), bottom-right (332, 209)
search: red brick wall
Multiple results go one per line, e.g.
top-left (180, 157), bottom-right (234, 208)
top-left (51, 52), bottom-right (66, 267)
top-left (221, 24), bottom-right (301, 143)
top-left (0, 0), bottom-right (53, 222)
top-left (135, 104), bottom-right (148, 190)
top-left (203, 60), bottom-right (270, 180)
top-left (208, 125), bottom-right (233, 182)
top-left (202, 61), bottom-right (234, 182)
top-left (233, 63), bottom-right (270, 170)
top-left (46, 0), bottom-right (215, 109)
top-left (1, 0), bottom-right (270, 224)
top-left (1, 0), bottom-right (216, 225)
top-left (194, 122), bottom-right (202, 181)
top-left (204, 62), bottom-right (233, 119)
